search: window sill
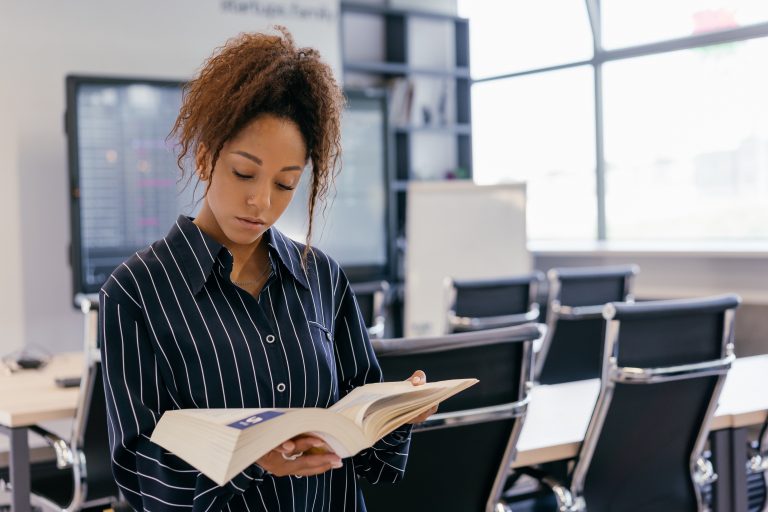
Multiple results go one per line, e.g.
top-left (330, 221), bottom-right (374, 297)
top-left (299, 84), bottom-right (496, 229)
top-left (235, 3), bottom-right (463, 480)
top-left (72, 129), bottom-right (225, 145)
top-left (528, 240), bottom-right (768, 259)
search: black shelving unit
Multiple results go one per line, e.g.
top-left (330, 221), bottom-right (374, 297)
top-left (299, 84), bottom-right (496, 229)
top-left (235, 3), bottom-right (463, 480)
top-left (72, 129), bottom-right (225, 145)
top-left (341, 1), bottom-right (472, 335)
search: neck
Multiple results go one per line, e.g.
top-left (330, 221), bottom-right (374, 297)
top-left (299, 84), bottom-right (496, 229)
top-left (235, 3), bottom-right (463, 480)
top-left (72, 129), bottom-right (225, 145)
top-left (192, 201), bottom-right (270, 281)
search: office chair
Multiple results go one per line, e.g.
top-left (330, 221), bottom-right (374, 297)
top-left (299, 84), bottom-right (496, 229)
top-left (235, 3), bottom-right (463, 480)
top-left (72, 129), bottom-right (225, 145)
top-left (747, 417), bottom-right (768, 511)
top-left (359, 323), bottom-right (540, 512)
top-left (535, 265), bottom-right (639, 384)
top-left (351, 280), bottom-right (390, 339)
top-left (25, 297), bottom-right (119, 511)
top-left (511, 294), bottom-right (740, 512)
top-left (444, 272), bottom-right (544, 333)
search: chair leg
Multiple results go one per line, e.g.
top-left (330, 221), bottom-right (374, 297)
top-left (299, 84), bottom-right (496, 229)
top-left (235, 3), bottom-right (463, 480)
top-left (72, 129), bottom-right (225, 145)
top-left (539, 477), bottom-right (585, 512)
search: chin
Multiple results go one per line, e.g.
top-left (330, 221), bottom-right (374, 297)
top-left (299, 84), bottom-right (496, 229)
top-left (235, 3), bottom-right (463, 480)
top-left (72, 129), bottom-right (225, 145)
top-left (227, 222), bottom-right (267, 243)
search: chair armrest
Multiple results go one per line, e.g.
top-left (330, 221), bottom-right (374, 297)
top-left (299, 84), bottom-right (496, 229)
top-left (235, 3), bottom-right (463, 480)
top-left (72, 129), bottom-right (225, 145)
top-left (509, 467), bottom-right (584, 512)
top-left (450, 309), bottom-right (540, 332)
top-left (748, 454), bottom-right (768, 473)
top-left (554, 305), bottom-right (605, 320)
top-left (367, 323), bottom-right (385, 339)
top-left (28, 425), bottom-right (74, 469)
top-left (693, 456), bottom-right (718, 486)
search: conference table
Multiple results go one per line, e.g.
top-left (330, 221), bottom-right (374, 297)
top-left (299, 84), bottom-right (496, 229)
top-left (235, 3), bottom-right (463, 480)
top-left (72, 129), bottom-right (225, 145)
top-left (0, 352), bottom-right (83, 512)
top-left (1, 353), bottom-right (766, 511)
top-left (513, 354), bottom-right (768, 511)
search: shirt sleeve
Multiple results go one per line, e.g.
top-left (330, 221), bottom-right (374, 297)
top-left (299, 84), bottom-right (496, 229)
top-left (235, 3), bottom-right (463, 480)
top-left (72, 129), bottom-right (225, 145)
top-left (331, 270), bottom-right (413, 485)
top-left (99, 285), bottom-right (264, 512)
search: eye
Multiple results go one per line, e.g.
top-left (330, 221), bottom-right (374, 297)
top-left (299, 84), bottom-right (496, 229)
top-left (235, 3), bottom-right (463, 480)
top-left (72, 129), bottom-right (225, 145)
top-left (232, 169), bottom-right (252, 180)
top-left (278, 183), bottom-right (296, 191)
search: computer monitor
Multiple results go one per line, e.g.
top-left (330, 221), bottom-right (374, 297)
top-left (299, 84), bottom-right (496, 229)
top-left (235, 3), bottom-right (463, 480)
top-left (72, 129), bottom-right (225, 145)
top-left (66, 76), bottom-right (390, 303)
top-left (66, 75), bottom-right (192, 302)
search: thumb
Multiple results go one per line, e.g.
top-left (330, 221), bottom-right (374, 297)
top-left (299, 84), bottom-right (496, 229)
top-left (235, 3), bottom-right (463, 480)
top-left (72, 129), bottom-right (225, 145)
top-left (408, 370), bottom-right (427, 385)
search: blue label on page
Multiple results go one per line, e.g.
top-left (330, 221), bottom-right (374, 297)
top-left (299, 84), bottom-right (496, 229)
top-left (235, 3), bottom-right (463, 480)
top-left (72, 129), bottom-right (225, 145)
top-left (228, 411), bottom-right (285, 430)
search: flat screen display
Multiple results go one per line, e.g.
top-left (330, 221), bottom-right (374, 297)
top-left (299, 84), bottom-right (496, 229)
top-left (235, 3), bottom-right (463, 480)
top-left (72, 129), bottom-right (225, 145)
top-left (66, 76), bottom-right (389, 299)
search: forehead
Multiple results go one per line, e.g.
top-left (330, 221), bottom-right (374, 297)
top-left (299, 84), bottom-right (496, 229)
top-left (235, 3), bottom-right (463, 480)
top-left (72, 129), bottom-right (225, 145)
top-left (229, 115), bottom-right (307, 158)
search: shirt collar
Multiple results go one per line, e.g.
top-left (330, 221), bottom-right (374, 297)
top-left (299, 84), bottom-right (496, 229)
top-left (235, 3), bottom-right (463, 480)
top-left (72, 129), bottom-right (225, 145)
top-left (265, 224), bottom-right (311, 290)
top-left (167, 215), bottom-right (309, 296)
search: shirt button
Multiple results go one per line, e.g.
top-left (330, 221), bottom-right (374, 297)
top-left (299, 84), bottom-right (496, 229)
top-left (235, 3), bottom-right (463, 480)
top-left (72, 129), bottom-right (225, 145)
top-left (266, 334), bottom-right (276, 344)
top-left (325, 331), bottom-right (332, 342)
top-left (276, 383), bottom-right (286, 392)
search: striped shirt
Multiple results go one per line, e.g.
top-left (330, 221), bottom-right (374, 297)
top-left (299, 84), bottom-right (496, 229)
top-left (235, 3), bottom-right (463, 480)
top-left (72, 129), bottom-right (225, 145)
top-left (99, 215), bottom-right (411, 512)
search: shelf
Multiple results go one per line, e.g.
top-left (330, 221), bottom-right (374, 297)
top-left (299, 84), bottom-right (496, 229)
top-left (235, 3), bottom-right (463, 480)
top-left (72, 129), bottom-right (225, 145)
top-left (344, 61), bottom-right (470, 78)
top-left (340, 1), bottom-right (467, 22)
top-left (393, 123), bottom-right (471, 135)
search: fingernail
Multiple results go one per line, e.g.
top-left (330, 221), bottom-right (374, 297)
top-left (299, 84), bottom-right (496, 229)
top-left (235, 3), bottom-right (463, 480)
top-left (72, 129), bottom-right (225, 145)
top-left (332, 461), bottom-right (343, 468)
top-left (311, 440), bottom-right (324, 448)
top-left (413, 376), bottom-right (421, 384)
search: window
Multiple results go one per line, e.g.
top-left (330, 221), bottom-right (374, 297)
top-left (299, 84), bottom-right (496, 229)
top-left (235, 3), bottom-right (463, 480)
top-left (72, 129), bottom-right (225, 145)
top-left (465, 1), bottom-right (768, 244)
top-left (603, 37), bottom-right (768, 241)
top-left (457, 0), bottom-right (593, 79)
top-left (602, 0), bottom-right (768, 49)
top-left (472, 66), bottom-right (596, 240)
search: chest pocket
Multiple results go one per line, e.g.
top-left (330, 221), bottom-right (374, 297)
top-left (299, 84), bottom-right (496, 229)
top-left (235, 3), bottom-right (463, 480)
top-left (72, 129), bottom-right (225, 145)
top-left (307, 320), bottom-right (334, 344)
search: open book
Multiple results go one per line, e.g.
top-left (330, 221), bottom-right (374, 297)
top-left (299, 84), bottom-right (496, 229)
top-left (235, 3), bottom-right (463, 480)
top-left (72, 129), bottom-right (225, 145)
top-left (150, 378), bottom-right (477, 485)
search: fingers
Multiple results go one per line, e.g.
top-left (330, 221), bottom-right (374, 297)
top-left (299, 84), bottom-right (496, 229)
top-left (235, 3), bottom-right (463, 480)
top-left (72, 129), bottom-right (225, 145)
top-left (408, 370), bottom-right (427, 386)
top-left (291, 453), bottom-right (344, 477)
top-left (266, 450), bottom-right (343, 477)
top-left (277, 435), bottom-right (333, 456)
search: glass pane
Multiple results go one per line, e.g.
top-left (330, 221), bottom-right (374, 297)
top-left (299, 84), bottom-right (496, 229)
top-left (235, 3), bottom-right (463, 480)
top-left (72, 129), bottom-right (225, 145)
top-left (603, 37), bottom-right (768, 241)
top-left (457, 0), bottom-right (593, 79)
top-left (602, 0), bottom-right (768, 49)
top-left (472, 66), bottom-right (596, 240)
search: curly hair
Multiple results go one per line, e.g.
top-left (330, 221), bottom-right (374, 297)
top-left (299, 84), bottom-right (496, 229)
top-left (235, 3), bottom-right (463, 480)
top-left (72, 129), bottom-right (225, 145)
top-left (171, 26), bottom-right (345, 263)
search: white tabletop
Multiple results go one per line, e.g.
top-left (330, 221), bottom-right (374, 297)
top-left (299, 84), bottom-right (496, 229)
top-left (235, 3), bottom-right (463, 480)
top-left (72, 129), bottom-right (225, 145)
top-left (0, 352), bottom-right (84, 427)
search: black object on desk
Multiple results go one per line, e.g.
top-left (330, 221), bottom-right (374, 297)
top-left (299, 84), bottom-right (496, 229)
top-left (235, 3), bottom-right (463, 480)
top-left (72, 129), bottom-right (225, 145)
top-left (54, 376), bottom-right (81, 388)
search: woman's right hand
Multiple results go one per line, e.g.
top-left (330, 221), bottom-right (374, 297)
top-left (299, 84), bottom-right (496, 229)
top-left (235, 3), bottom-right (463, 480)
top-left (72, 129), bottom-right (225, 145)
top-left (257, 435), bottom-right (343, 477)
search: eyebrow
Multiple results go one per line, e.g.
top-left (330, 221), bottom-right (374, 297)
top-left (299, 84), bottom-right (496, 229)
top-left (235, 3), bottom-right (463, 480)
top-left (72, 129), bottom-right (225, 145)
top-left (231, 150), bottom-right (303, 172)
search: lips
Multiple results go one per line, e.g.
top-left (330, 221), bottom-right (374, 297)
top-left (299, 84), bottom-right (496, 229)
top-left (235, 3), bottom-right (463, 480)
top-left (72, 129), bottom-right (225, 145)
top-left (236, 217), bottom-right (266, 230)
top-left (237, 217), bottom-right (264, 225)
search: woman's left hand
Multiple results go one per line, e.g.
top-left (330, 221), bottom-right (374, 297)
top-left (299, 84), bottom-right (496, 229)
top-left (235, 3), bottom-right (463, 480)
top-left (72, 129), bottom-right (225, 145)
top-left (405, 370), bottom-right (438, 424)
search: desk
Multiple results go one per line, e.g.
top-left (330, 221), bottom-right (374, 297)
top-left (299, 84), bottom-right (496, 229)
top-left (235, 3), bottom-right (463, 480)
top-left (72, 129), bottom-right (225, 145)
top-left (512, 354), bottom-right (768, 511)
top-left (0, 352), bottom-right (83, 512)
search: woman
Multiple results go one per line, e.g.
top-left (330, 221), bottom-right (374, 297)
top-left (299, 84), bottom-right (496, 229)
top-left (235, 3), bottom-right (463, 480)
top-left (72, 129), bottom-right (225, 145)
top-left (99, 27), bottom-right (434, 511)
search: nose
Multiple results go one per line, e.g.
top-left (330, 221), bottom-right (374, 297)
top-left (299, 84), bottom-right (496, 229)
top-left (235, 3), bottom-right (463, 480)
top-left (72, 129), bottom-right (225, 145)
top-left (246, 182), bottom-right (271, 210)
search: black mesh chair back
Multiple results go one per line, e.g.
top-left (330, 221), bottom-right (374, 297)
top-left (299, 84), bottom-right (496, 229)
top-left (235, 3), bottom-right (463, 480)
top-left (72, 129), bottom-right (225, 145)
top-left (536, 265), bottom-right (638, 384)
top-left (351, 280), bottom-right (389, 339)
top-left (359, 324), bottom-right (540, 512)
top-left (30, 297), bottom-right (119, 511)
top-left (77, 361), bottom-right (119, 501)
top-left (568, 294), bottom-right (740, 512)
top-left (446, 272), bottom-right (544, 333)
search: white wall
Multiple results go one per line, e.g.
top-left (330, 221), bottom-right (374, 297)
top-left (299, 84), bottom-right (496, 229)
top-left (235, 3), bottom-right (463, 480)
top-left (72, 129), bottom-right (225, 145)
top-left (0, 12), bottom-right (25, 352)
top-left (2, 0), bottom-right (340, 355)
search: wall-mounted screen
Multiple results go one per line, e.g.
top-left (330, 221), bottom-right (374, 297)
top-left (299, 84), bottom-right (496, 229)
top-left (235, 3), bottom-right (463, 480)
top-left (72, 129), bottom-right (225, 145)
top-left (66, 76), bottom-right (390, 301)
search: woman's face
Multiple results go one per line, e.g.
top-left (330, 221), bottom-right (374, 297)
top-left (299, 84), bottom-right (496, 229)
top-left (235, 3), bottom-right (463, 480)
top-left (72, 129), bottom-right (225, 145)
top-left (200, 114), bottom-right (307, 246)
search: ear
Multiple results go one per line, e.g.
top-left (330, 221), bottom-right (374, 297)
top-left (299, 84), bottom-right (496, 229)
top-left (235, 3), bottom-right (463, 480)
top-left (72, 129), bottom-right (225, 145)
top-left (195, 143), bottom-right (211, 180)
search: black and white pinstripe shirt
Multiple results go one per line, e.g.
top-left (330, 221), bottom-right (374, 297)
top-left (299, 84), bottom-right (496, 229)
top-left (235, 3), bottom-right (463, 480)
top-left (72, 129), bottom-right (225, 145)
top-left (99, 215), bottom-right (411, 512)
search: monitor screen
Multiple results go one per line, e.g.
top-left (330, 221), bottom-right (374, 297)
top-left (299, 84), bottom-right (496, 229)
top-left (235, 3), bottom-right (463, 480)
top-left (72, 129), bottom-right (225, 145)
top-left (275, 89), bottom-right (390, 279)
top-left (66, 76), bottom-right (390, 300)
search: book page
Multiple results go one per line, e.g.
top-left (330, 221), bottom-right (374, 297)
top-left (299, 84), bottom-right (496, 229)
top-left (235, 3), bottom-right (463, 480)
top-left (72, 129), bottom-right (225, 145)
top-left (329, 381), bottom-right (436, 424)
top-left (329, 379), bottom-right (477, 427)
